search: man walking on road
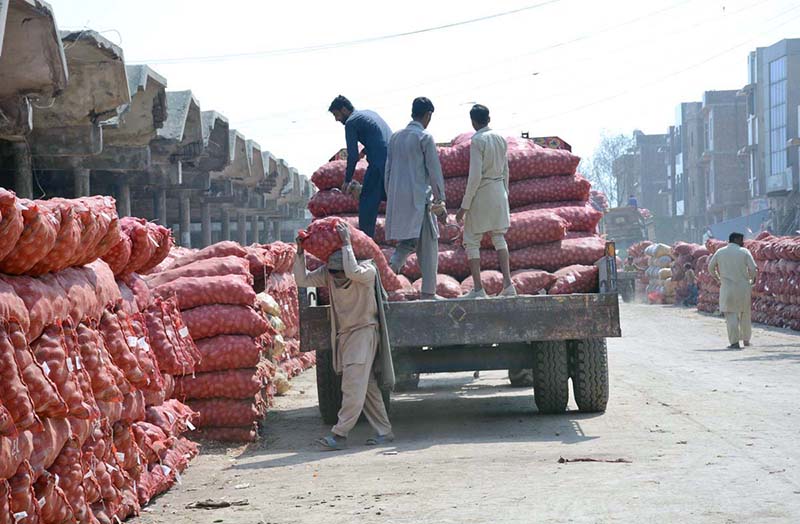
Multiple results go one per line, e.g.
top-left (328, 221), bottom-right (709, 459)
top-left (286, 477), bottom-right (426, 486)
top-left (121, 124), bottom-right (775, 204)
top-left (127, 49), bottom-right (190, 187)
top-left (707, 232), bottom-right (758, 349)
top-left (295, 222), bottom-right (394, 450)
top-left (385, 97), bottom-right (447, 300)
top-left (456, 104), bottom-right (516, 298)
top-left (328, 95), bottom-right (392, 239)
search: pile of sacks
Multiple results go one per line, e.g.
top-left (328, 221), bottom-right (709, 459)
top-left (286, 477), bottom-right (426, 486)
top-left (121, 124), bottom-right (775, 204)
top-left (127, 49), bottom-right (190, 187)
top-left (0, 190), bottom-right (198, 523)
top-left (305, 134), bottom-right (609, 298)
top-left (700, 234), bottom-right (800, 331)
top-left (642, 243), bottom-right (674, 304)
top-left (669, 242), bottom-right (709, 305)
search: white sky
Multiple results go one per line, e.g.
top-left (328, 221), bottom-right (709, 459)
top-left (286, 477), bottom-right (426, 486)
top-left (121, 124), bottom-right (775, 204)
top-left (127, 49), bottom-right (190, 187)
top-left (47, 0), bottom-right (800, 177)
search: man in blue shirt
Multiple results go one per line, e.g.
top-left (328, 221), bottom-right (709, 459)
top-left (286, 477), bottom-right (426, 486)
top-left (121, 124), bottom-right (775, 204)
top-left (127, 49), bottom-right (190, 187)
top-left (329, 95), bottom-right (392, 239)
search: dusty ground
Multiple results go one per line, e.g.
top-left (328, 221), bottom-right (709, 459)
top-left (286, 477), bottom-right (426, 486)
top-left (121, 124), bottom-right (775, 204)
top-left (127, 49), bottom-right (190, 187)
top-left (134, 303), bottom-right (800, 524)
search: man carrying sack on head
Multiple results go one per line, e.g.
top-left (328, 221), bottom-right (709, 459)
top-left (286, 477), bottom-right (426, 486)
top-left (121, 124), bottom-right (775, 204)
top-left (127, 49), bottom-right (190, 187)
top-left (295, 222), bottom-right (394, 450)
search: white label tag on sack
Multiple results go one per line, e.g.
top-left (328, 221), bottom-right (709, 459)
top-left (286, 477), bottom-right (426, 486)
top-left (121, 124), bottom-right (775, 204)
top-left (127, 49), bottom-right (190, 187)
top-left (41, 362), bottom-right (51, 377)
top-left (186, 420), bottom-right (196, 431)
top-left (13, 512), bottom-right (28, 522)
top-left (566, 275), bottom-right (576, 284)
top-left (75, 356), bottom-right (82, 370)
top-left (174, 470), bottom-right (183, 485)
top-left (165, 411), bottom-right (175, 423)
top-left (116, 452), bottom-right (125, 463)
top-left (126, 336), bottom-right (138, 348)
top-left (160, 465), bottom-right (171, 476)
top-left (107, 463), bottom-right (117, 473)
top-left (179, 327), bottom-right (189, 339)
top-left (54, 474), bottom-right (60, 486)
top-left (83, 471), bottom-right (91, 479)
top-left (66, 358), bottom-right (74, 372)
top-left (38, 497), bottom-right (46, 508)
top-left (138, 338), bottom-right (150, 351)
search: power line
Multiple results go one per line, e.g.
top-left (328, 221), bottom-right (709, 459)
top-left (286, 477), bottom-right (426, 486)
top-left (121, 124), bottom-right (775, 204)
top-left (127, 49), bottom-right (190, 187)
top-left (130, 1), bottom-right (561, 65)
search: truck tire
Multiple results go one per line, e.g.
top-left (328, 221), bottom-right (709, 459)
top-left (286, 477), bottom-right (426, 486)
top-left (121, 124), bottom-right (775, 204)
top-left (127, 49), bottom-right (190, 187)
top-left (394, 373), bottom-right (420, 392)
top-left (569, 338), bottom-right (609, 413)
top-left (508, 368), bottom-right (534, 387)
top-left (532, 341), bottom-right (569, 414)
top-left (316, 350), bottom-right (342, 425)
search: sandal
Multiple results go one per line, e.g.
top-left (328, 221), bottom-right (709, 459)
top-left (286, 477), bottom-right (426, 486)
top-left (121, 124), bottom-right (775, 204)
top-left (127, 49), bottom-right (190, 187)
top-left (365, 433), bottom-right (395, 446)
top-left (316, 435), bottom-right (347, 451)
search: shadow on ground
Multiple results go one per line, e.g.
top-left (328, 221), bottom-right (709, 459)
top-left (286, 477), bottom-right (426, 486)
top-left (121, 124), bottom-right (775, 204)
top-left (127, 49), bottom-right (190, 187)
top-left (229, 372), bottom-right (601, 471)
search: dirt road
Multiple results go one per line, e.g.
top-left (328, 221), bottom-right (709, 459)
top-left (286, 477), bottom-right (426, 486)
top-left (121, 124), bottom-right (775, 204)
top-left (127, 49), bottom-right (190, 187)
top-left (135, 304), bottom-right (800, 524)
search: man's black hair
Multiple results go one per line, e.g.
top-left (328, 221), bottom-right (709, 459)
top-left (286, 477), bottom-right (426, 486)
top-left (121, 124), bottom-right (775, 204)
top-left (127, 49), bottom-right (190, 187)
top-left (328, 95), bottom-right (353, 113)
top-left (729, 232), bottom-right (744, 243)
top-left (470, 104), bottom-right (490, 126)
top-left (412, 97), bottom-right (435, 118)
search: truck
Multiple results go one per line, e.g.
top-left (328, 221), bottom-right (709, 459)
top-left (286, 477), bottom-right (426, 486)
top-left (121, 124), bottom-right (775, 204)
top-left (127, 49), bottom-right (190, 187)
top-left (298, 244), bottom-right (622, 423)
top-left (601, 206), bottom-right (650, 258)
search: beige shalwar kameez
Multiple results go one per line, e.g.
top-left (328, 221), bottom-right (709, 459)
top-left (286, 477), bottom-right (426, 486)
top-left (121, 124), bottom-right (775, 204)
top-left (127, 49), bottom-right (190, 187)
top-left (707, 243), bottom-right (758, 345)
top-left (293, 245), bottom-right (392, 438)
top-left (461, 126), bottom-right (511, 259)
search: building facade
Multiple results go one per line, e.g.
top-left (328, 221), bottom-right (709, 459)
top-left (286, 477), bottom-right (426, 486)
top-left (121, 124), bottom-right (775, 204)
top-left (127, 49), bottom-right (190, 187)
top-left (666, 102), bottom-right (705, 242)
top-left (742, 38), bottom-right (800, 234)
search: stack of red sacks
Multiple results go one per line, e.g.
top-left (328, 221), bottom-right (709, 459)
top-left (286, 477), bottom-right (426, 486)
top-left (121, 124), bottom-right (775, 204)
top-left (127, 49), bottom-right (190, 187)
top-left (669, 242), bottom-right (709, 305)
top-left (0, 191), bottom-right (198, 522)
top-left (304, 134), bottom-right (607, 299)
top-left (145, 242), bottom-right (281, 443)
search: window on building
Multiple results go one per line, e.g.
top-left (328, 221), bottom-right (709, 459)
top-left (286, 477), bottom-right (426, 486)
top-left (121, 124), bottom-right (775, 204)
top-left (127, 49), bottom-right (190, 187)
top-left (769, 56), bottom-right (787, 177)
top-left (708, 110), bottom-right (714, 152)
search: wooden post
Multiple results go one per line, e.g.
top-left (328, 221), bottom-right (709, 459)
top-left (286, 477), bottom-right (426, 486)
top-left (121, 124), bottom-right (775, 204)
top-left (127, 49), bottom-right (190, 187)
top-left (154, 189), bottom-right (168, 226)
top-left (117, 182), bottom-right (131, 217)
top-left (74, 168), bottom-right (91, 197)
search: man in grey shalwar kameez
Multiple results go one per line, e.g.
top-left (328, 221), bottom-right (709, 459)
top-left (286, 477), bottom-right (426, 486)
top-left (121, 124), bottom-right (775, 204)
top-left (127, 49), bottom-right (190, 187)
top-left (384, 97), bottom-right (447, 299)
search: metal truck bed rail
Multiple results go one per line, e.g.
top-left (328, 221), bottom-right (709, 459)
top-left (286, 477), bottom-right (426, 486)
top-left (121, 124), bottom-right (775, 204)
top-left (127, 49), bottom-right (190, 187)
top-left (299, 292), bottom-right (621, 352)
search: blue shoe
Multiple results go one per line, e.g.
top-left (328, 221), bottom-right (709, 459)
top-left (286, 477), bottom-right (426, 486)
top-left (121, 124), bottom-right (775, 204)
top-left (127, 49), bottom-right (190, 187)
top-left (316, 434), bottom-right (347, 451)
top-left (365, 433), bottom-right (395, 446)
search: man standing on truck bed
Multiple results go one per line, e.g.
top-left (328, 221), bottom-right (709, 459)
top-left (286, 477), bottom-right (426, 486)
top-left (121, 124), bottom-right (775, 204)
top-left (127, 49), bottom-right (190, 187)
top-left (707, 232), bottom-right (758, 349)
top-left (295, 222), bottom-right (394, 450)
top-left (385, 97), bottom-right (447, 300)
top-left (456, 104), bottom-right (516, 298)
top-left (328, 95), bottom-right (392, 239)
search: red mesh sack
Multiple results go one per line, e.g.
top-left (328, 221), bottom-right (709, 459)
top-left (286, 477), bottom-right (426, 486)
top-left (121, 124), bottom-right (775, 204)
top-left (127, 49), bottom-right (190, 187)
top-left (29, 200), bottom-right (82, 275)
top-left (75, 323), bottom-right (123, 403)
top-left (412, 274), bottom-right (462, 298)
top-left (125, 312), bottom-right (164, 393)
top-left (264, 242), bottom-right (297, 273)
top-left (54, 268), bottom-right (101, 325)
top-left (307, 189), bottom-right (358, 218)
top-left (549, 265), bottom-right (599, 294)
top-left (187, 398), bottom-right (265, 428)
top-left (131, 422), bottom-right (172, 466)
top-left (0, 199), bottom-right (59, 275)
top-left (136, 465), bottom-right (173, 505)
top-left (143, 302), bottom-right (185, 376)
top-left (511, 269), bottom-right (557, 295)
top-left (101, 233), bottom-right (132, 276)
top-left (0, 280), bottom-right (29, 339)
top-left (0, 480), bottom-right (10, 524)
top-left (0, 431), bottom-right (33, 481)
top-left (8, 461), bottom-right (40, 524)
top-left (0, 326), bottom-right (40, 432)
top-left (84, 261), bottom-right (121, 313)
top-left (174, 369), bottom-right (263, 400)
top-left (507, 143), bottom-right (580, 180)
top-left (1, 274), bottom-right (69, 341)
top-left (144, 255), bottom-right (252, 288)
top-left (34, 473), bottom-right (77, 524)
top-left (0, 401), bottom-right (15, 438)
top-left (438, 141), bottom-right (471, 177)
top-left (119, 273), bottom-right (151, 312)
top-left (113, 422), bottom-right (144, 478)
top-left (182, 304), bottom-right (268, 340)
top-left (460, 271), bottom-right (505, 296)
top-left (153, 274), bottom-right (256, 310)
top-left (83, 196), bottom-right (121, 262)
top-left (311, 159), bottom-right (368, 191)
top-left (138, 222), bottom-right (173, 274)
top-left (120, 217), bottom-right (156, 275)
top-left (27, 417), bottom-right (71, 478)
top-left (443, 174), bottom-right (591, 209)
top-left (144, 400), bottom-right (198, 437)
top-left (161, 298), bottom-right (200, 368)
top-left (0, 189), bottom-right (23, 262)
top-left (98, 310), bottom-right (146, 387)
top-left (30, 324), bottom-right (93, 419)
top-left (194, 425), bottom-right (258, 443)
top-left (167, 241), bottom-right (248, 271)
top-left (48, 437), bottom-right (97, 524)
top-left (481, 210), bottom-right (567, 250)
top-left (194, 335), bottom-right (263, 373)
top-left (510, 237), bottom-right (606, 272)
top-left (8, 323), bottom-right (67, 418)
top-left (517, 200), bottom-right (588, 212)
top-left (120, 389), bottom-right (146, 425)
top-left (298, 217), bottom-right (402, 291)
